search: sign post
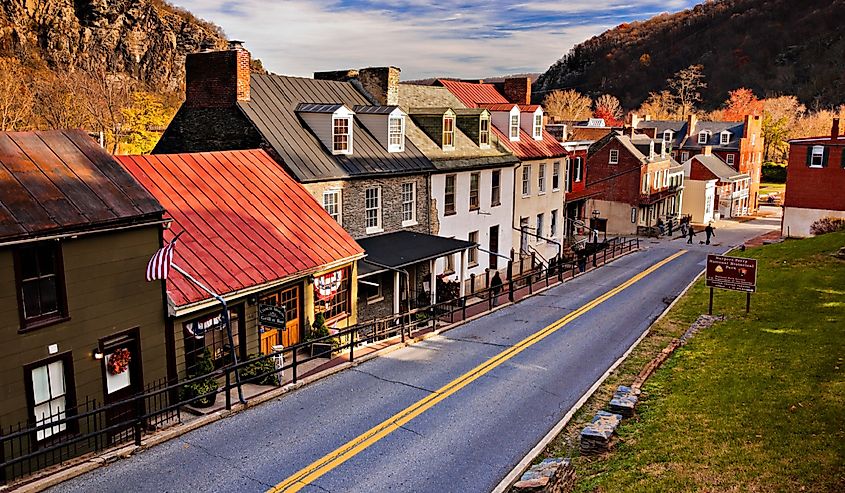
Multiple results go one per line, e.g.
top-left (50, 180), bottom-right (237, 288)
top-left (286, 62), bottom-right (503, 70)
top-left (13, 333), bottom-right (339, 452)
top-left (705, 254), bottom-right (758, 314)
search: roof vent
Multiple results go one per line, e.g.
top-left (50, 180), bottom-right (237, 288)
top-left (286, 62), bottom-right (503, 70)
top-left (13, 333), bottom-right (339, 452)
top-left (228, 40), bottom-right (245, 50)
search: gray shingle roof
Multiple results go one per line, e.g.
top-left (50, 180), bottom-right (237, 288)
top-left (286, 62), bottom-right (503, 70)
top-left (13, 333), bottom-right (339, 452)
top-left (237, 74), bottom-right (434, 182)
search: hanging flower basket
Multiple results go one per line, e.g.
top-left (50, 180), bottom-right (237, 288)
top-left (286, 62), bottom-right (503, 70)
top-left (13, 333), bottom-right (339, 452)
top-left (107, 348), bottom-right (132, 375)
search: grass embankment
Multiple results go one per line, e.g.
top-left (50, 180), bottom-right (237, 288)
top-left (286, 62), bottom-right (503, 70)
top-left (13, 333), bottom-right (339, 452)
top-left (545, 232), bottom-right (845, 493)
top-left (759, 182), bottom-right (786, 196)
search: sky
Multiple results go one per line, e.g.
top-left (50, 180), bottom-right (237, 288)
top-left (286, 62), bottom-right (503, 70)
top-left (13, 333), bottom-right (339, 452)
top-left (174, 0), bottom-right (700, 80)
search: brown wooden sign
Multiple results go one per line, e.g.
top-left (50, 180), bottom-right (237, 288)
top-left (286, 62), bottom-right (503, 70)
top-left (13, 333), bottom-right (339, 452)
top-left (706, 255), bottom-right (758, 293)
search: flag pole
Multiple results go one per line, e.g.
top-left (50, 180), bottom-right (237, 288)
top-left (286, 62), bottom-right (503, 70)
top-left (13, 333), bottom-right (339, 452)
top-left (171, 263), bottom-right (246, 405)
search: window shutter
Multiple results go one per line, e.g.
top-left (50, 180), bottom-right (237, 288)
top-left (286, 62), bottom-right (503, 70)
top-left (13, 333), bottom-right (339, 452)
top-left (823, 147), bottom-right (830, 167)
top-left (806, 147), bottom-right (812, 166)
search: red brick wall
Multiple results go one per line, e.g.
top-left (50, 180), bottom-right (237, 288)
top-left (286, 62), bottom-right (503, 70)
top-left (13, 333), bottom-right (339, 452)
top-left (586, 139), bottom-right (642, 205)
top-left (784, 142), bottom-right (845, 211)
top-left (569, 149), bottom-right (588, 194)
top-left (185, 49), bottom-right (251, 108)
top-left (503, 77), bottom-right (531, 105)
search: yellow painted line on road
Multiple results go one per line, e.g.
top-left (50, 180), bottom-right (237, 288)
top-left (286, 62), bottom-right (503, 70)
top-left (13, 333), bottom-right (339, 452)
top-left (268, 250), bottom-right (687, 492)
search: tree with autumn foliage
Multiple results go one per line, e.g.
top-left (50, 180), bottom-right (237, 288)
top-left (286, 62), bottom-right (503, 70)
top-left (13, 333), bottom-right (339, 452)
top-left (593, 94), bottom-right (623, 126)
top-left (543, 89), bottom-right (592, 122)
top-left (119, 91), bottom-right (176, 154)
top-left (637, 91), bottom-right (677, 120)
top-left (721, 88), bottom-right (763, 121)
top-left (0, 58), bottom-right (34, 131)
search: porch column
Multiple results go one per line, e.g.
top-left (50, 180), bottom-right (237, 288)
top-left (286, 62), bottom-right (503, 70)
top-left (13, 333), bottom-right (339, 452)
top-left (458, 250), bottom-right (466, 298)
top-left (393, 271), bottom-right (400, 315)
top-left (430, 258), bottom-right (437, 306)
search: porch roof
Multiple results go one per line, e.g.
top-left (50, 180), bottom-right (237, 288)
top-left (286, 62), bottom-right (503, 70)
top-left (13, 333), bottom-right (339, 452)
top-left (357, 231), bottom-right (475, 271)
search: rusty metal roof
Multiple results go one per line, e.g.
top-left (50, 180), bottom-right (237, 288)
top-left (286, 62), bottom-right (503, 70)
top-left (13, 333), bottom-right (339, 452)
top-left (117, 150), bottom-right (364, 308)
top-left (0, 130), bottom-right (163, 242)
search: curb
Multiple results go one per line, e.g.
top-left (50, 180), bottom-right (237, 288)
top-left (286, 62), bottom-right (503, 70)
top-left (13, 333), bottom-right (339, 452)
top-left (491, 247), bottom-right (712, 493)
top-left (8, 248), bottom-right (640, 493)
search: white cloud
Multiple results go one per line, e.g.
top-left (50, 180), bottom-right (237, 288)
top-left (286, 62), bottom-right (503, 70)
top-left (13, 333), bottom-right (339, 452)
top-left (171, 0), bottom-right (687, 79)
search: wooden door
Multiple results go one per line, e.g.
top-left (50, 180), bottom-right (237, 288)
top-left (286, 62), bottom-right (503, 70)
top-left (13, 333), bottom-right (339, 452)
top-left (101, 331), bottom-right (143, 443)
top-left (260, 285), bottom-right (301, 351)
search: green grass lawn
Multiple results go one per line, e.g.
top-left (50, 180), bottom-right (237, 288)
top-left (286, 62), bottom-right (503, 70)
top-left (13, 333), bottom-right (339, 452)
top-left (566, 232), bottom-right (845, 493)
top-left (759, 182), bottom-right (786, 195)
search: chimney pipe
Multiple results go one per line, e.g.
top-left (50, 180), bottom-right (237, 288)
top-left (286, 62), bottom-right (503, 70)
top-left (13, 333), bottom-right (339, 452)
top-left (703, 146), bottom-right (712, 156)
top-left (832, 118), bottom-right (840, 140)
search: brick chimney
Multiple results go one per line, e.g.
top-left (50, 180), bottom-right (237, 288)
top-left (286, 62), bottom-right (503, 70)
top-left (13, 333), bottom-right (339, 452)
top-left (686, 113), bottom-right (698, 135)
top-left (358, 67), bottom-right (401, 106)
top-left (832, 118), bottom-right (840, 140)
top-left (703, 146), bottom-right (712, 156)
top-left (503, 77), bottom-right (532, 105)
top-left (185, 40), bottom-right (251, 108)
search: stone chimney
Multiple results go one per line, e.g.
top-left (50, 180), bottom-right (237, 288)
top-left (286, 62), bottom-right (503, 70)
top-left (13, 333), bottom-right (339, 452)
top-left (832, 118), bottom-right (840, 140)
top-left (358, 67), bottom-right (401, 106)
top-left (503, 77), bottom-right (531, 105)
top-left (686, 113), bottom-right (698, 135)
top-left (185, 40), bottom-right (251, 108)
top-left (703, 146), bottom-right (712, 156)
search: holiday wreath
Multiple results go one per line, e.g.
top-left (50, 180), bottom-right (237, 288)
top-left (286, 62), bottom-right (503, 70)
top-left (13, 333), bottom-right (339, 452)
top-left (107, 348), bottom-right (131, 375)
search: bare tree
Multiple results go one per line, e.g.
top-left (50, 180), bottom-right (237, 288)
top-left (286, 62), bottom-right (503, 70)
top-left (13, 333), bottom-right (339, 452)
top-left (668, 64), bottom-right (706, 119)
top-left (33, 70), bottom-right (91, 130)
top-left (543, 89), bottom-right (592, 122)
top-left (638, 91), bottom-right (677, 120)
top-left (0, 58), bottom-right (34, 131)
top-left (79, 68), bottom-right (133, 153)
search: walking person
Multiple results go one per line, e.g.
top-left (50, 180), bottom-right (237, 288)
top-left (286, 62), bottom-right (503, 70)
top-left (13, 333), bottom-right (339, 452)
top-left (656, 218), bottom-right (665, 236)
top-left (490, 271), bottom-right (503, 307)
top-left (680, 218), bottom-right (688, 238)
top-left (705, 223), bottom-right (715, 245)
top-left (687, 225), bottom-right (696, 244)
top-left (668, 218), bottom-right (674, 237)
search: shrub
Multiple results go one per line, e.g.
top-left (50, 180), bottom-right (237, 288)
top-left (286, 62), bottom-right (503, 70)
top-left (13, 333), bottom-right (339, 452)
top-left (239, 353), bottom-right (278, 385)
top-left (810, 217), bottom-right (845, 235)
top-left (181, 348), bottom-right (219, 407)
top-left (762, 162), bottom-right (787, 183)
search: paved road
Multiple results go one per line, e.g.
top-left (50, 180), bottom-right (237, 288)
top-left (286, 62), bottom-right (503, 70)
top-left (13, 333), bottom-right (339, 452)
top-left (51, 217), bottom-right (776, 493)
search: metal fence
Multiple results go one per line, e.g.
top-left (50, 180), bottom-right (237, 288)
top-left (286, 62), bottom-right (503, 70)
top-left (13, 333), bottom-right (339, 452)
top-left (0, 237), bottom-right (638, 485)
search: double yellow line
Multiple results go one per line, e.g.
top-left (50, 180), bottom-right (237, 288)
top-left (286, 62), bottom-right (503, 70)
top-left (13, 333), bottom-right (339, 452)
top-left (268, 250), bottom-right (687, 492)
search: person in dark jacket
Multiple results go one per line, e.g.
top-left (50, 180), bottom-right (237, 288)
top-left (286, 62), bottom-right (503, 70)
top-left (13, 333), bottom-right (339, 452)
top-left (687, 226), bottom-right (696, 244)
top-left (490, 271), bottom-right (503, 306)
top-left (705, 223), bottom-right (715, 245)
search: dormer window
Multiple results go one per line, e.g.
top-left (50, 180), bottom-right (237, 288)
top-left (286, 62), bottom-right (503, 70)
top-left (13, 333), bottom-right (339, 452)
top-left (698, 131), bottom-right (710, 145)
top-left (443, 115), bottom-right (455, 150)
top-left (388, 115), bottom-right (404, 152)
top-left (533, 113), bottom-right (543, 140)
top-left (720, 131), bottom-right (731, 145)
top-left (333, 116), bottom-right (352, 154)
top-left (510, 113), bottom-right (520, 140)
top-left (663, 130), bottom-right (673, 143)
top-left (479, 117), bottom-right (490, 148)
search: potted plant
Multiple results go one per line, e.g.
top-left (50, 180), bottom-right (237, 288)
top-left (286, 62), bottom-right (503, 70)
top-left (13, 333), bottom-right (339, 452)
top-left (181, 348), bottom-right (219, 408)
top-left (308, 312), bottom-right (334, 358)
top-left (239, 353), bottom-right (279, 386)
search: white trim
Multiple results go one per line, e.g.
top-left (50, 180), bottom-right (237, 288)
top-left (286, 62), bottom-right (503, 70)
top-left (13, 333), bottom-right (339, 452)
top-left (720, 130), bottom-right (731, 145)
top-left (698, 130), bottom-right (710, 145)
top-left (609, 149), bottom-right (619, 164)
top-left (322, 189), bottom-right (342, 225)
top-left (810, 145), bottom-right (825, 168)
top-left (509, 107), bottom-right (520, 141)
top-left (387, 114), bottom-right (405, 153)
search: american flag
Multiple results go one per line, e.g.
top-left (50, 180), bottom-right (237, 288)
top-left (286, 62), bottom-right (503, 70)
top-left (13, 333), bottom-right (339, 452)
top-left (146, 233), bottom-right (180, 281)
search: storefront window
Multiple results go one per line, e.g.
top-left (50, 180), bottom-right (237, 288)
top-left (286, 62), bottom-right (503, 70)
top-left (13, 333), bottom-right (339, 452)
top-left (184, 308), bottom-right (241, 374)
top-left (316, 268), bottom-right (351, 321)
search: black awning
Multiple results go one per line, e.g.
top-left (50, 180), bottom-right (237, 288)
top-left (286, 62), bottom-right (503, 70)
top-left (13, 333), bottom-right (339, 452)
top-left (358, 260), bottom-right (388, 279)
top-left (356, 231), bottom-right (475, 270)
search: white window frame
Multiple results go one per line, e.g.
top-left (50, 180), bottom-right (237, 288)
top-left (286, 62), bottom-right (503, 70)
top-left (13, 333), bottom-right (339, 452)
top-left (443, 115), bottom-right (455, 150)
top-left (388, 115), bottom-right (405, 152)
top-left (552, 161), bottom-right (560, 191)
top-left (479, 116), bottom-right (490, 148)
top-left (609, 149), bottom-right (619, 164)
top-left (663, 130), bottom-right (673, 143)
top-left (574, 157), bottom-right (583, 182)
top-left (533, 112), bottom-right (543, 140)
top-left (365, 186), bottom-right (382, 234)
top-left (468, 231), bottom-right (479, 266)
top-left (30, 359), bottom-right (68, 441)
top-left (510, 112), bottom-right (520, 141)
top-left (401, 182), bottom-right (416, 227)
top-left (681, 151), bottom-right (690, 162)
top-left (698, 131), bottom-right (709, 145)
top-left (654, 171), bottom-right (660, 189)
top-left (538, 164), bottom-right (546, 194)
top-left (726, 153), bottom-right (735, 166)
top-left (642, 173), bottom-right (650, 194)
top-left (332, 116), bottom-right (353, 155)
top-left (522, 165), bottom-right (531, 196)
top-left (720, 131), bottom-right (731, 145)
top-left (564, 158), bottom-right (571, 192)
top-left (364, 279), bottom-right (383, 304)
top-left (810, 145), bottom-right (824, 168)
top-left (322, 189), bottom-right (342, 225)
top-left (550, 209), bottom-right (558, 239)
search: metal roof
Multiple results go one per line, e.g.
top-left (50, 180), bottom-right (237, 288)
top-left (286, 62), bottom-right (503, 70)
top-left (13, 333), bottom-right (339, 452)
top-left (357, 231), bottom-right (475, 270)
top-left (117, 150), bottom-right (364, 308)
top-left (686, 154), bottom-right (750, 182)
top-left (0, 130), bottom-right (163, 242)
top-left (237, 74), bottom-right (434, 183)
top-left (438, 79), bottom-right (568, 160)
top-left (352, 105), bottom-right (399, 114)
top-left (408, 107), bottom-right (454, 115)
top-left (295, 103), bottom-right (345, 113)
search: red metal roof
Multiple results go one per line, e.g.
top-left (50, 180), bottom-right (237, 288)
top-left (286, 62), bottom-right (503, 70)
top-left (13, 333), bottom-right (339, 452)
top-left (117, 150), bottom-right (363, 308)
top-left (0, 130), bottom-right (163, 242)
top-left (438, 79), bottom-right (567, 159)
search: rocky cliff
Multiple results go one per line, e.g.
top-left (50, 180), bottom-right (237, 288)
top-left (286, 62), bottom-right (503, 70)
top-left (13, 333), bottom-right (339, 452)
top-left (0, 0), bottom-right (226, 90)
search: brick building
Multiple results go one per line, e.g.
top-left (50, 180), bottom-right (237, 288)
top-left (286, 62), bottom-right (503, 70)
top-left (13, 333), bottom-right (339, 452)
top-left (633, 113), bottom-right (763, 213)
top-left (585, 132), bottom-right (685, 235)
top-left (782, 119), bottom-right (845, 237)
